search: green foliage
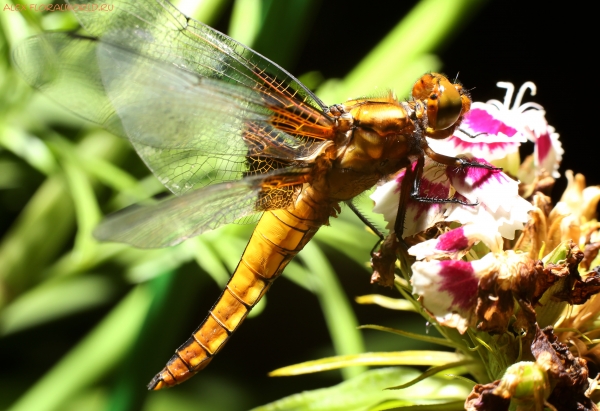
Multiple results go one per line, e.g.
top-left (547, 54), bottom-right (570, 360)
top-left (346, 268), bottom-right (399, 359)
top-left (251, 368), bottom-right (472, 411)
top-left (0, 0), bottom-right (486, 410)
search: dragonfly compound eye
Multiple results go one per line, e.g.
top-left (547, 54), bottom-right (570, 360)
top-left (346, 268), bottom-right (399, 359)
top-left (412, 73), bottom-right (465, 132)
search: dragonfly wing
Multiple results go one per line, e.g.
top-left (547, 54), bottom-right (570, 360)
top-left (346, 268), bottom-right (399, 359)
top-left (12, 33), bottom-right (126, 137)
top-left (66, 0), bottom-right (326, 111)
top-left (13, 33), bottom-right (332, 195)
top-left (94, 170), bottom-right (308, 248)
top-left (94, 39), bottom-right (280, 194)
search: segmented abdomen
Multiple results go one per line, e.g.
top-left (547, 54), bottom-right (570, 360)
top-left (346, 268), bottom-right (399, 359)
top-left (148, 205), bottom-right (323, 390)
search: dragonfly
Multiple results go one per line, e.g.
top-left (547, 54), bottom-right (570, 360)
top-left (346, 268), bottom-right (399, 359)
top-left (13, 0), bottom-right (489, 390)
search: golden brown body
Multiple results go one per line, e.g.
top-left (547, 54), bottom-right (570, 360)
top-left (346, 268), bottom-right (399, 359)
top-left (148, 73), bottom-right (471, 389)
top-left (148, 203), bottom-right (325, 389)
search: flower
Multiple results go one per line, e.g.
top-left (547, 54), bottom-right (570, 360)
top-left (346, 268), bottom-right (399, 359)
top-left (426, 81), bottom-right (563, 180)
top-left (370, 156), bottom-right (532, 240)
top-left (370, 83), bottom-right (558, 242)
top-left (368, 81), bottom-right (600, 409)
top-left (409, 227), bottom-right (535, 334)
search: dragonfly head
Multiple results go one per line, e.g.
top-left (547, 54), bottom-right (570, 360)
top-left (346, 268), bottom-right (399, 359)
top-left (412, 73), bottom-right (471, 136)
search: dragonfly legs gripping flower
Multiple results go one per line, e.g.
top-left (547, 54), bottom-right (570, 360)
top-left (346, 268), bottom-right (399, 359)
top-left (370, 150), bottom-right (501, 287)
top-left (395, 153), bottom-right (500, 240)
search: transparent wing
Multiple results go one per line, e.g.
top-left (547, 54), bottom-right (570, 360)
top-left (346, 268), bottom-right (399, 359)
top-left (12, 0), bottom-right (337, 247)
top-left (13, 33), bottom-right (332, 195)
top-left (94, 170), bottom-right (307, 248)
top-left (13, 33), bottom-right (126, 137)
top-left (67, 0), bottom-right (327, 111)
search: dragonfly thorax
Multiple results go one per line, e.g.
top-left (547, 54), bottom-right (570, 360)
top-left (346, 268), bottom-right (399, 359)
top-left (333, 96), bottom-right (417, 174)
top-left (324, 73), bottom-right (471, 201)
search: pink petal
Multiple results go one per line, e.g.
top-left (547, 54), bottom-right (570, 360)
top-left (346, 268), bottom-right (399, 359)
top-left (462, 107), bottom-right (518, 137)
top-left (438, 260), bottom-right (479, 311)
top-left (435, 227), bottom-right (469, 252)
top-left (536, 131), bottom-right (551, 163)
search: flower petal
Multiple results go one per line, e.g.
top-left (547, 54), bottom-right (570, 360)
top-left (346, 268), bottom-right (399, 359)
top-left (427, 103), bottom-right (528, 161)
top-left (409, 224), bottom-right (503, 260)
top-left (371, 156), bottom-right (532, 240)
top-left (522, 109), bottom-right (563, 178)
top-left (447, 157), bottom-right (533, 240)
top-left (412, 257), bottom-right (496, 334)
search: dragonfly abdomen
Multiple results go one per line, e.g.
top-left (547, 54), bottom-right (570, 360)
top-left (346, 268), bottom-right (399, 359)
top-left (148, 206), bottom-right (324, 390)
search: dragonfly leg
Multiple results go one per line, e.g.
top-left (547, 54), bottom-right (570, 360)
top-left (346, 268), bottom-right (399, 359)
top-left (422, 144), bottom-right (501, 171)
top-left (347, 199), bottom-right (399, 286)
top-left (345, 200), bottom-right (384, 253)
top-left (369, 159), bottom-right (421, 287)
top-left (410, 161), bottom-right (479, 207)
top-left (393, 154), bottom-right (421, 239)
top-left (368, 153), bottom-right (419, 287)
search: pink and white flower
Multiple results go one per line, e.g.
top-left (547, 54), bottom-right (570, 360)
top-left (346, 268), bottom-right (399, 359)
top-left (408, 223), bottom-right (502, 261)
top-left (411, 244), bottom-right (531, 334)
top-left (426, 81), bottom-right (563, 178)
top-left (407, 223), bottom-right (510, 333)
top-left (411, 254), bottom-right (489, 333)
top-left (371, 156), bottom-right (532, 240)
top-left (371, 81), bottom-right (564, 242)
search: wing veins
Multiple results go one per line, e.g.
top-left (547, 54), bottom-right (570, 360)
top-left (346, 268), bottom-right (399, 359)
top-left (69, 0), bottom-right (326, 110)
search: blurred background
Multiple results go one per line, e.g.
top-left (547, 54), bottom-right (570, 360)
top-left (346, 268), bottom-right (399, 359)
top-left (0, 0), bottom-right (592, 410)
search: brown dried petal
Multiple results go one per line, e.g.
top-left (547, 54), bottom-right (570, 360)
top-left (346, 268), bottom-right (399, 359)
top-left (581, 242), bottom-right (600, 271)
top-left (476, 282), bottom-right (514, 334)
top-left (544, 245), bottom-right (600, 305)
top-left (556, 267), bottom-right (600, 305)
top-left (475, 257), bottom-right (542, 333)
top-left (531, 326), bottom-right (596, 411)
top-left (465, 380), bottom-right (511, 411)
top-left (474, 244), bottom-right (586, 334)
top-left (370, 234), bottom-right (398, 288)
